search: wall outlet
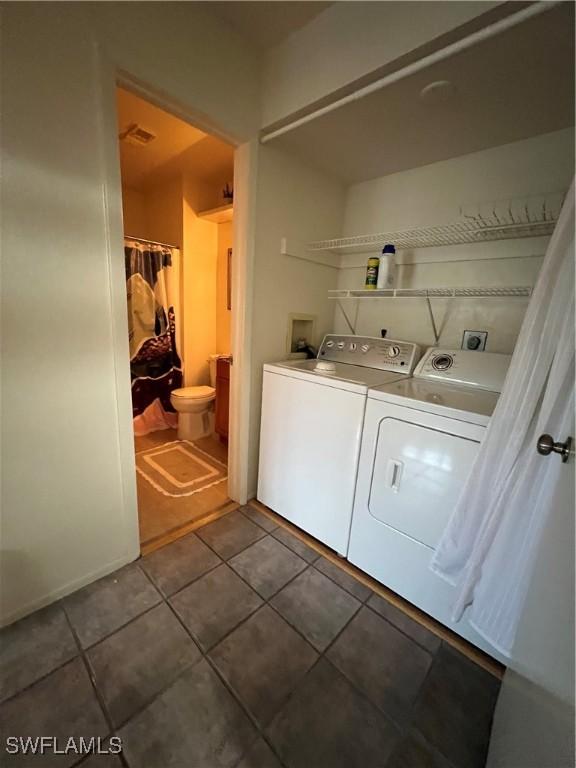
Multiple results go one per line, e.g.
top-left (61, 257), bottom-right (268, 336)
top-left (462, 330), bottom-right (487, 351)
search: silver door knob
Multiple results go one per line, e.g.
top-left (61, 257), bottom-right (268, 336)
top-left (536, 434), bottom-right (573, 463)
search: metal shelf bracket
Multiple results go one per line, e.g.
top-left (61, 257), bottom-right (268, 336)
top-left (425, 296), bottom-right (440, 345)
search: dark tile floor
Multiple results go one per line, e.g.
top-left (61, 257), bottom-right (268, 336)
top-left (0, 505), bottom-right (501, 768)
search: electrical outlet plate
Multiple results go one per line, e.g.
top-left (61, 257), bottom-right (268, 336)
top-left (462, 330), bottom-right (487, 351)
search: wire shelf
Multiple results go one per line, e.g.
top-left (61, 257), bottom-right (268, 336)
top-left (309, 221), bottom-right (556, 253)
top-left (309, 193), bottom-right (564, 254)
top-left (329, 287), bottom-right (533, 299)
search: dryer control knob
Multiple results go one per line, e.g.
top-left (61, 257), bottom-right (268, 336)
top-left (388, 345), bottom-right (400, 358)
top-left (361, 344), bottom-right (370, 353)
top-left (432, 354), bottom-right (453, 371)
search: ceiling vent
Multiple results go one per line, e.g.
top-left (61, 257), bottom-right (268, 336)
top-left (119, 123), bottom-right (157, 146)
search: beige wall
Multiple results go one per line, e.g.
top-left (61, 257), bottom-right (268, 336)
top-left (247, 145), bottom-right (346, 496)
top-left (0, 2), bottom-right (258, 625)
top-left (142, 178), bottom-right (183, 248)
top-left (121, 186), bottom-right (147, 235)
top-left (122, 179), bottom-right (183, 247)
top-left (182, 176), bottom-right (218, 387)
top-left (334, 129), bottom-right (575, 352)
top-left (261, 1), bottom-right (500, 126)
top-left (217, 221), bottom-right (233, 354)
top-left (92, 3), bottom-right (260, 142)
top-left (487, 438), bottom-right (575, 767)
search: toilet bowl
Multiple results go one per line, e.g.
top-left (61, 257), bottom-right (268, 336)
top-left (170, 354), bottom-right (227, 441)
top-left (170, 386), bottom-right (215, 441)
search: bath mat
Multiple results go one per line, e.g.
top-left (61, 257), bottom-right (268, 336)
top-left (136, 440), bottom-right (227, 498)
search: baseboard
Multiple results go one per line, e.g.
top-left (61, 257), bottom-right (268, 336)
top-left (0, 549), bottom-right (140, 628)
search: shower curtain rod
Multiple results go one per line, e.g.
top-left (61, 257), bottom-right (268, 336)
top-left (125, 234), bottom-right (179, 250)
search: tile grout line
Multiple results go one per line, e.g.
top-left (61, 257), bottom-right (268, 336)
top-left (185, 511), bottom-right (409, 741)
top-left (194, 514), bottom-right (267, 559)
top-left (251, 501), bottom-right (504, 679)
top-left (218, 554), bottom-right (384, 745)
top-left (268, 525), bottom-right (461, 662)
top-left (0, 618), bottom-right (81, 707)
top-left (202, 652), bottom-right (291, 768)
top-left (254, 552), bottom-right (437, 743)
top-left (396, 639), bottom-right (492, 768)
top-left (264, 565), bottom-right (360, 653)
top-left (144, 556), bottom-right (224, 602)
top-left (313, 560), bottom-right (373, 603)
top-left (290, 592), bottom-right (415, 738)
top-left (139, 563), bottom-right (289, 768)
top-left (362, 597), bottom-right (443, 657)
top-left (137, 551), bottom-right (289, 768)
top-left (5, 507), bottom-right (489, 767)
top-left (169, 517), bottom-right (309, 767)
top-left (89, 590), bottom-right (208, 737)
top-left (307, 581), bottom-right (445, 741)
top-left (61, 607), bottom-right (131, 768)
top-left (60, 563), bottom-right (226, 762)
top-left (141, 514), bottom-right (346, 768)
top-left (0, 587), bottom-right (167, 710)
top-left (136, 516), bottom-right (439, 767)
top-left (189, 511), bottom-right (318, 609)
top-left (384, 650), bottom-right (445, 767)
top-left (4, 504), bottom-right (488, 768)
top-left (254, 595), bottom-right (376, 740)
top-left (140, 498), bottom-right (238, 556)
top-left (165, 564), bottom-right (264, 658)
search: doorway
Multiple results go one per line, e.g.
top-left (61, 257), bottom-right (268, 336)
top-left (116, 86), bottom-right (238, 552)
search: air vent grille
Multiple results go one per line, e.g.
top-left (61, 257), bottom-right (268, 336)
top-left (119, 123), bottom-right (157, 146)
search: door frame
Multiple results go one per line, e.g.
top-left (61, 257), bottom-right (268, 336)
top-left (99, 58), bottom-right (256, 548)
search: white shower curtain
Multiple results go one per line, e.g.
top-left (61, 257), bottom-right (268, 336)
top-left (430, 181), bottom-right (575, 657)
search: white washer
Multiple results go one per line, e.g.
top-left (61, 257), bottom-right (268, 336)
top-left (347, 347), bottom-right (511, 659)
top-left (257, 335), bottom-right (421, 554)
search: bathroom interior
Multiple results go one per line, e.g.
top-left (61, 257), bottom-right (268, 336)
top-left (117, 87), bottom-right (235, 551)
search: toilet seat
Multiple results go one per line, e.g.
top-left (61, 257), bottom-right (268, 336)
top-left (171, 385), bottom-right (215, 401)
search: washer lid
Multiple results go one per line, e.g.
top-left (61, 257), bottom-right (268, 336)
top-left (369, 378), bottom-right (499, 425)
top-left (263, 359), bottom-right (409, 394)
top-left (171, 385), bottom-right (215, 399)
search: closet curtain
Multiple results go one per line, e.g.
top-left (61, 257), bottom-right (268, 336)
top-left (125, 239), bottom-right (182, 436)
top-left (430, 181), bottom-right (575, 657)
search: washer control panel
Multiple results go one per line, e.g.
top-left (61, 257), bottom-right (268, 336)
top-left (318, 335), bottom-right (420, 373)
top-left (414, 348), bottom-right (512, 392)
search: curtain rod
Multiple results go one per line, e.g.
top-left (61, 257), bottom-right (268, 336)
top-left (125, 235), bottom-right (179, 250)
top-left (260, 1), bottom-right (561, 144)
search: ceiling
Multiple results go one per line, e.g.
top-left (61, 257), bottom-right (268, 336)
top-left (205, 1), bottom-right (332, 51)
top-left (265, 3), bottom-right (575, 184)
top-left (117, 88), bottom-right (234, 191)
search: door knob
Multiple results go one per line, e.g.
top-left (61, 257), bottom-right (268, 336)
top-left (536, 434), bottom-right (573, 463)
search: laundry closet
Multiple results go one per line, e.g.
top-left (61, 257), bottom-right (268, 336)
top-left (255, 0), bottom-right (574, 669)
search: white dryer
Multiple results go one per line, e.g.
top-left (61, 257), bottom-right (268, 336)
top-left (347, 347), bottom-right (511, 658)
top-left (257, 335), bottom-right (421, 554)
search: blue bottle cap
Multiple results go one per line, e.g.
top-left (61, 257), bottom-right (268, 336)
top-left (382, 244), bottom-right (396, 254)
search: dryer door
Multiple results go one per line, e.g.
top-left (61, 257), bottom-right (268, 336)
top-left (368, 417), bottom-right (480, 548)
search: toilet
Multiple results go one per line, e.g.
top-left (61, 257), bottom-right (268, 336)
top-left (170, 355), bottom-right (223, 441)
